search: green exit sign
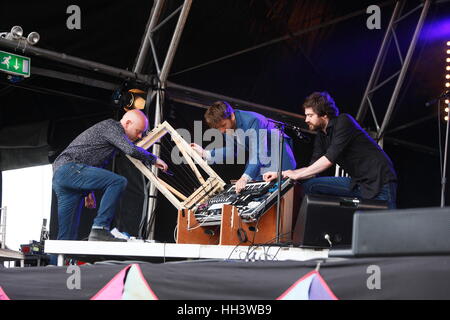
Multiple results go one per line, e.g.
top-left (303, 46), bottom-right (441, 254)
top-left (0, 50), bottom-right (30, 78)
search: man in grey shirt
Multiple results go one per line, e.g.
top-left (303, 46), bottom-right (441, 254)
top-left (52, 109), bottom-right (168, 242)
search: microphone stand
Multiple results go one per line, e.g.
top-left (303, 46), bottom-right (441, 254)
top-left (268, 119), bottom-right (309, 243)
top-left (272, 121), bottom-right (285, 244)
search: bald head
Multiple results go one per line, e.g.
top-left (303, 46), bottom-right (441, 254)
top-left (120, 109), bottom-right (149, 141)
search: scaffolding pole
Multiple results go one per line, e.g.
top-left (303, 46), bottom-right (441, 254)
top-left (355, 0), bottom-right (431, 145)
top-left (145, 0), bottom-right (192, 240)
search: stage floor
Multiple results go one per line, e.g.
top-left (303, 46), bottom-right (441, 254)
top-left (44, 240), bottom-right (329, 265)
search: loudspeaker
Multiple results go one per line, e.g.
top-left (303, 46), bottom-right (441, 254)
top-left (352, 206), bottom-right (450, 256)
top-left (293, 194), bottom-right (388, 248)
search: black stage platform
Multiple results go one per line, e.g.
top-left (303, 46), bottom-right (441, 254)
top-left (1, 255), bottom-right (450, 300)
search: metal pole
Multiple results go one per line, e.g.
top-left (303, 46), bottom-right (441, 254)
top-left (441, 102), bottom-right (450, 207)
top-left (356, 1), bottom-right (402, 122)
top-left (159, 0), bottom-right (192, 83)
top-left (146, 0), bottom-right (192, 240)
top-left (0, 207), bottom-right (7, 249)
top-left (0, 38), bottom-right (150, 84)
top-left (133, 0), bottom-right (166, 74)
top-left (275, 129), bottom-right (284, 244)
top-left (166, 81), bottom-right (308, 123)
top-left (377, 0), bottom-right (431, 140)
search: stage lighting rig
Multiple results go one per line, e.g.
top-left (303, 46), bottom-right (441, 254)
top-left (112, 76), bottom-right (160, 112)
top-left (0, 25), bottom-right (40, 45)
top-left (112, 82), bottom-right (147, 112)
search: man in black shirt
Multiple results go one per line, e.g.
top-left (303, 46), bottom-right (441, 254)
top-left (263, 92), bottom-right (397, 209)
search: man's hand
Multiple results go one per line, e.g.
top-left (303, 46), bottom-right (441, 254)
top-left (84, 192), bottom-right (96, 209)
top-left (154, 158), bottom-right (168, 172)
top-left (263, 171), bottom-right (279, 182)
top-left (190, 143), bottom-right (206, 159)
top-left (282, 169), bottom-right (297, 180)
top-left (235, 176), bottom-right (249, 193)
top-left (263, 170), bottom-right (297, 182)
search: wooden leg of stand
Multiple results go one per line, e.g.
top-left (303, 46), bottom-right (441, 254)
top-left (176, 209), bottom-right (220, 245)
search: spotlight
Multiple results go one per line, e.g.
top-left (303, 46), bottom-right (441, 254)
top-left (447, 66), bottom-right (450, 71)
top-left (112, 84), bottom-right (147, 111)
top-left (447, 58), bottom-right (450, 63)
top-left (445, 116), bottom-right (449, 121)
top-left (124, 89), bottom-right (146, 111)
top-left (26, 32), bottom-right (40, 45)
top-left (448, 41), bottom-right (450, 46)
top-left (9, 26), bottom-right (23, 39)
top-left (447, 75), bottom-right (450, 79)
top-left (446, 107), bottom-right (449, 113)
top-left (0, 26), bottom-right (40, 45)
top-left (447, 83), bottom-right (450, 88)
top-left (446, 99), bottom-right (450, 104)
top-left (448, 49), bottom-right (450, 54)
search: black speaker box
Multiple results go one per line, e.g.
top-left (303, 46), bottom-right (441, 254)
top-left (293, 194), bottom-right (388, 248)
top-left (352, 206), bottom-right (450, 256)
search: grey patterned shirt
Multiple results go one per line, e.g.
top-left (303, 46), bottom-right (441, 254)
top-left (52, 119), bottom-right (157, 173)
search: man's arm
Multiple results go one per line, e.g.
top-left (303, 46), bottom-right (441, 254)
top-left (263, 156), bottom-right (333, 182)
top-left (104, 125), bottom-right (158, 164)
top-left (287, 156), bottom-right (333, 180)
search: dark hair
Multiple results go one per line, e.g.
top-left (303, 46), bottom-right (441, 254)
top-left (204, 101), bottom-right (234, 128)
top-left (302, 92), bottom-right (339, 118)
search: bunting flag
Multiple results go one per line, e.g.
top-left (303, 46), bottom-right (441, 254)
top-left (90, 264), bottom-right (131, 300)
top-left (0, 286), bottom-right (10, 300)
top-left (277, 270), bottom-right (338, 300)
top-left (91, 264), bottom-right (158, 300)
top-left (122, 264), bottom-right (158, 300)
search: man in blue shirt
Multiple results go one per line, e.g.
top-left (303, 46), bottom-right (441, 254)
top-left (191, 101), bottom-right (297, 193)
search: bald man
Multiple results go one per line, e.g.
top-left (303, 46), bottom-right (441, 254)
top-left (52, 110), bottom-right (168, 242)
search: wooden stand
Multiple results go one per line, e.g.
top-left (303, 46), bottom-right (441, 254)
top-left (176, 186), bottom-right (298, 246)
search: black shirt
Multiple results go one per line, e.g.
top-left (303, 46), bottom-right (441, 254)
top-left (310, 113), bottom-right (397, 199)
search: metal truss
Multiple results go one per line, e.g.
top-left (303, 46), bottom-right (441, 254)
top-left (356, 0), bottom-right (432, 148)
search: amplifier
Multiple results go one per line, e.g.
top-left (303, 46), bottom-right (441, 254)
top-left (293, 194), bottom-right (388, 248)
top-left (352, 206), bottom-right (450, 256)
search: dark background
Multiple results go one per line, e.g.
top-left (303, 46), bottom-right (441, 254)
top-left (0, 0), bottom-right (449, 242)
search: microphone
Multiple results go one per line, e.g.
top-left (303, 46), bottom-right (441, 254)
top-left (425, 91), bottom-right (449, 107)
top-left (268, 119), bottom-right (311, 142)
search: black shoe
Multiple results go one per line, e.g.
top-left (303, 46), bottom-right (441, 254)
top-left (88, 229), bottom-right (127, 242)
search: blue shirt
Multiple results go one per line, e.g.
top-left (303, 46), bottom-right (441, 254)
top-left (208, 110), bottom-right (297, 180)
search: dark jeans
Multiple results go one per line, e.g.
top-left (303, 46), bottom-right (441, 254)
top-left (52, 163), bottom-right (127, 240)
top-left (301, 176), bottom-right (397, 209)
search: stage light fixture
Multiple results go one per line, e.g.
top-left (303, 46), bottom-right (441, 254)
top-left (446, 99), bottom-right (450, 104)
top-left (26, 32), bottom-right (40, 45)
top-left (448, 49), bottom-right (450, 54)
top-left (446, 75), bottom-right (450, 79)
top-left (447, 66), bottom-right (450, 71)
top-left (0, 26), bottom-right (40, 45)
top-left (9, 26), bottom-right (23, 39)
top-left (445, 116), bottom-right (449, 121)
top-left (447, 58), bottom-right (450, 63)
top-left (448, 41), bottom-right (450, 46)
top-left (445, 107), bottom-right (449, 113)
top-left (446, 83), bottom-right (450, 88)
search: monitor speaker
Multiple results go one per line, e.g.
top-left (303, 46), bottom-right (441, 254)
top-left (293, 194), bottom-right (388, 248)
top-left (352, 206), bottom-right (450, 256)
